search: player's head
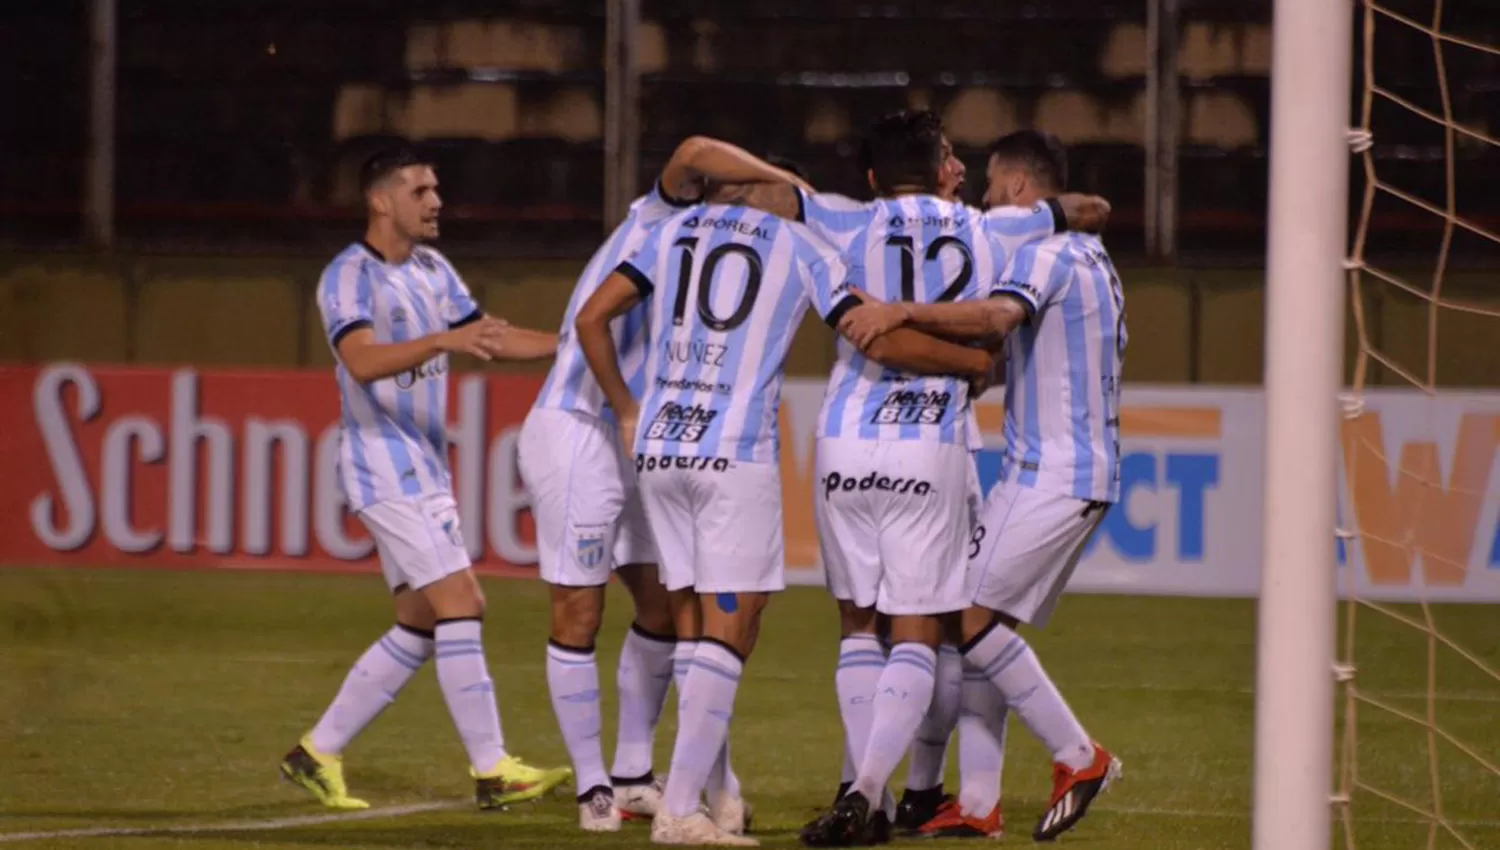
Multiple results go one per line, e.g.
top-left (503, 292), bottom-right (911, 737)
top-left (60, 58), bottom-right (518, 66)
top-left (361, 144), bottom-right (441, 242)
top-left (983, 129), bottom-right (1067, 209)
top-left (859, 109), bottom-right (951, 197)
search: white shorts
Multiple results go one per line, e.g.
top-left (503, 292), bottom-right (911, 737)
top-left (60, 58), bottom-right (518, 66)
top-left (518, 407), bottom-right (658, 587)
top-left (969, 481), bottom-right (1109, 627)
top-left (814, 438), bottom-right (972, 616)
top-left (636, 454), bottom-right (785, 595)
top-left (358, 492), bottom-right (472, 592)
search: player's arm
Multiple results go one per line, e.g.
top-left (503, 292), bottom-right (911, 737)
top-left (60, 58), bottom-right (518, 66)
top-left (659, 136), bottom-right (812, 205)
top-left (574, 268), bottom-right (647, 421)
top-left (334, 319), bottom-right (507, 384)
top-left (838, 294), bottom-right (1024, 349)
top-left (489, 324), bottom-right (559, 362)
top-left (320, 260), bottom-right (508, 384)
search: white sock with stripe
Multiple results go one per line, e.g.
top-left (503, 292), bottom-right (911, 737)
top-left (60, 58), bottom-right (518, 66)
top-left (961, 621), bottom-right (1091, 770)
top-left (309, 624), bottom-right (433, 755)
top-left (434, 617), bottom-right (508, 773)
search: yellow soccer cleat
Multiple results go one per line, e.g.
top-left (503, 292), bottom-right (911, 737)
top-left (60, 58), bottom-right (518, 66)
top-left (279, 736), bottom-right (370, 810)
top-left (473, 755), bottom-right (574, 810)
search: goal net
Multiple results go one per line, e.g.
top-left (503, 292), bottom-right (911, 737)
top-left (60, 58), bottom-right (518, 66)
top-left (1337, 1), bottom-right (1500, 848)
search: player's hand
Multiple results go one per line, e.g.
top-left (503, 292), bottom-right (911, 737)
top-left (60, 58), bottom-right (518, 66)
top-left (1056, 193), bottom-right (1112, 234)
top-left (839, 299), bottom-right (912, 351)
top-left (437, 316), bottom-right (508, 360)
top-left (968, 352), bottom-right (1000, 398)
top-left (616, 401), bottom-right (641, 458)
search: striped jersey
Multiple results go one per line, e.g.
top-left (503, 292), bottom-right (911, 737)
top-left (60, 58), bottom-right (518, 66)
top-left (795, 190), bottom-right (1056, 446)
top-left (993, 232), bottom-right (1127, 502)
top-left (533, 183), bottom-right (693, 422)
top-left (617, 204), bottom-right (848, 463)
top-left (317, 242), bottom-right (482, 511)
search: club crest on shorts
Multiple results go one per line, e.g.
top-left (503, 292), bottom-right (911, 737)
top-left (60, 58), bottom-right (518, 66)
top-left (576, 532), bottom-right (607, 570)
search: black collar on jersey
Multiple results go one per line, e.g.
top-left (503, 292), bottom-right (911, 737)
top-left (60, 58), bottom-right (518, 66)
top-left (359, 240), bottom-right (387, 262)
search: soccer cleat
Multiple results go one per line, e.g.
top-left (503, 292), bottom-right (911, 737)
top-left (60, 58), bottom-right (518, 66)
top-left (893, 786), bottom-right (950, 834)
top-left (799, 790), bottom-right (874, 847)
top-left (918, 798), bottom-right (1005, 840)
top-left (1033, 743), bottom-right (1122, 842)
top-left (577, 785), bottom-right (623, 832)
top-left (617, 773), bottom-right (665, 821)
top-left (651, 810), bottom-right (759, 846)
top-left (279, 738), bottom-right (369, 810)
top-left (709, 791), bottom-right (753, 836)
top-left (473, 755), bottom-right (574, 810)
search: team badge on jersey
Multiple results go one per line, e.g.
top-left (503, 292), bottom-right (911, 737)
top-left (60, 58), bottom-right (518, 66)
top-left (575, 527), bottom-right (608, 570)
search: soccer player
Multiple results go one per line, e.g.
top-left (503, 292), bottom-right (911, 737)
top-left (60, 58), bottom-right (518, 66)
top-left (280, 144), bottom-right (571, 811)
top-left (574, 188), bottom-right (994, 845)
top-left (719, 112), bottom-right (1107, 847)
top-left (518, 137), bottom-right (810, 831)
top-left (838, 129), bottom-right (1126, 842)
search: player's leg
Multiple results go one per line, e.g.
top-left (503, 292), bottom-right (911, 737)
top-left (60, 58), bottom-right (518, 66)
top-left (610, 562), bottom-right (677, 818)
top-left (804, 443), bottom-right (971, 847)
top-left (816, 458), bottom-right (883, 798)
top-left (521, 408), bottom-right (629, 828)
top-left (378, 492), bottom-right (570, 809)
top-left (813, 438), bottom-right (891, 812)
top-left (917, 648), bottom-right (1009, 839)
top-left (608, 465), bottom-right (679, 819)
top-left (902, 451), bottom-right (991, 832)
top-left (279, 514), bottom-right (441, 809)
top-left (896, 642), bottom-right (960, 831)
top-left (651, 461), bottom-right (779, 847)
top-left (959, 485), bottom-right (1119, 840)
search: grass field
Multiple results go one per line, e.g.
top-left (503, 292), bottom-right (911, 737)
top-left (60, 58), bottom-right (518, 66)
top-left (0, 568), bottom-right (1496, 850)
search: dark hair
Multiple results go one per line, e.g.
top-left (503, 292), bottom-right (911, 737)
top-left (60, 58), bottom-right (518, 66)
top-left (359, 143), bottom-right (431, 194)
top-left (859, 109), bottom-right (945, 194)
top-left (764, 154), bottom-right (810, 183)
top-left (987, 130), bottom-right (1068, 192)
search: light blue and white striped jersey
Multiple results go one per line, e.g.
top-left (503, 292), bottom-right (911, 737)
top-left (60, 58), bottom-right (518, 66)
top-left (618, 204), bottom-right (848, 463)
top-left (794, 190), bottom-right (1056, 446)
top-left (317, 242), bottom-right (481, 511)
top-left (993, 232), bottom-right (1127, 503)
top-left (533, 183), bottom-right (693, 422)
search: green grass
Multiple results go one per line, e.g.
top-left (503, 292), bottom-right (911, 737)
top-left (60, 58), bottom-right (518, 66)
top-left (0, 568), bottom-right (1495, 850)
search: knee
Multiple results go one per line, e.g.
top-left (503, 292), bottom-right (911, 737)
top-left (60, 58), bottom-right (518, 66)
top-left (550, 588), bottom-right (604, 647)
top-left (421, 570), bottom-right (487, 621)
top-left (838, 600), bottom-right (878, 638)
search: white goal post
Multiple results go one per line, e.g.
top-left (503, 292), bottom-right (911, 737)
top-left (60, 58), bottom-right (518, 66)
top-left (1252, 1), bottom-right (1355, 849)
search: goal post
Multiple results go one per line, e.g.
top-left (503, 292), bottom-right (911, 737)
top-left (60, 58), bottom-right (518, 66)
top-left (1252, 1), bottom-right (1355, 849)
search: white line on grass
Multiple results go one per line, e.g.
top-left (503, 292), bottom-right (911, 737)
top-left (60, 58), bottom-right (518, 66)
top-left (0, 801), bottom-right (463, 844)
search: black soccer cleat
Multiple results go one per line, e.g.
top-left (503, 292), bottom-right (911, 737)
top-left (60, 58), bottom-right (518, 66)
top-left (893, 785), bottom-right (950, 834)
top-left (800, 790), bottom-right (875, 847)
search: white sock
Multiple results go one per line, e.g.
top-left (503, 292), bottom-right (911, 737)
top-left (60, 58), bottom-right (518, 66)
top-left (309, 624), bottom-right (433, 755)
top-left (957, 659), bottom-right (1009, 818)
top-left (611, 624), bottom-right (675, 782)
top-left (546, 641), bottom-right (608, 793)
top-left (672, 639), bottom-right (696, 697)
top-left (836, 634), bottom-right (885, 791)
top-left (705, 739), bottom-right (743, 802)
top-left (906, 643), bottom-right (962, 792)
top-left (852, 642), bottom-right (938, 803)
top-left (434, 618), bottom-right (508, 772)
top-left (961, 621), bottom-right (1092, 770)
top-left (663, 641), bottom-right (743, 818)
